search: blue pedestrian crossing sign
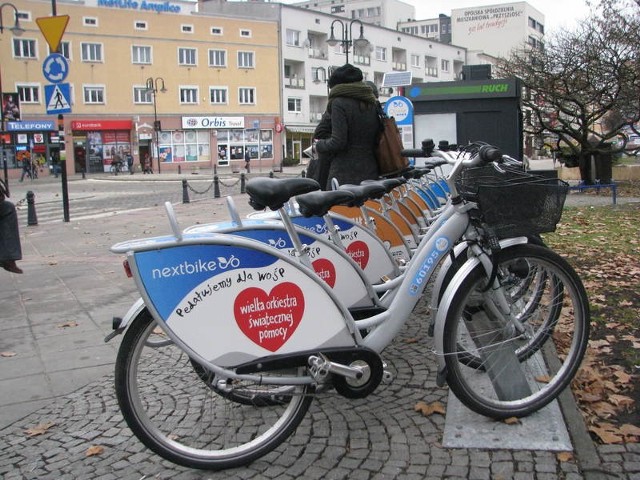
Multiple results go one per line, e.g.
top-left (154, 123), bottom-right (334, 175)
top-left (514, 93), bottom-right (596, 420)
top-left (42, 53), bottom-right (69, 83)
top-left (45, 83), bottom-right (72, 114)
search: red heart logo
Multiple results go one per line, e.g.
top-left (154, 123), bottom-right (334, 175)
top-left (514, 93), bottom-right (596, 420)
top-left (234, 282), bottom-right (305, 352)
top-left (345, 240), bottom-right (369, 269)
top-left (312, 258), bottom-right (336, 288)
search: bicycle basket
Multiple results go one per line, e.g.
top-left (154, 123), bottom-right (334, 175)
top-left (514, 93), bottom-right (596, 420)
top-left (457, 165), bottom-right (569, 237)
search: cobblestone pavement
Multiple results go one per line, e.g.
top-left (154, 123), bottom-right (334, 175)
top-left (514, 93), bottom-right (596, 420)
top-left (2, 299), bottom-right (638, 479)
top-left (0, 169), bottom-right (638, 479)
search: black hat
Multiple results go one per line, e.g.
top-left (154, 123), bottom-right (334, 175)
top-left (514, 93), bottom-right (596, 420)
top-left (328, 64), bottom-right (363, 88)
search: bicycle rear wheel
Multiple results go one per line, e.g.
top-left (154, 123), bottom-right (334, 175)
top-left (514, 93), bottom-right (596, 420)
top-left (115, 310), bottom-right (313, 470)
top-left (442, 244), bottom-right (589, 418)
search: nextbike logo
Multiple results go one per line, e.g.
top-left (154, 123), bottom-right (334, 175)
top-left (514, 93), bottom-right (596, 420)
top-left (152, 256), bottom-right (239, 279)
top-left (409, 237), bottom-right (450, 296)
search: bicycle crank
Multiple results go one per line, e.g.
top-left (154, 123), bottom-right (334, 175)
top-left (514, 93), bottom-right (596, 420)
top-left (308, 348), bottom-right (385, 399)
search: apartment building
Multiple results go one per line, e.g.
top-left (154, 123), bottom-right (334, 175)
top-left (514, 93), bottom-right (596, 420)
top-left (1, 0), bottom-right (281, 175)
top-left (398, 2), bottom-right (545, 61)
top-left (286, 0), bottom-right (416, 29)
top-left (1, 0), bottom-right (470, 175)
top-left (278, 4), bottom-right (466, 160)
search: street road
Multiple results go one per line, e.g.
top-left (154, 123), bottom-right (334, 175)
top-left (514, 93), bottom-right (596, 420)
top-left (7, 174), bottom-right (234, 227)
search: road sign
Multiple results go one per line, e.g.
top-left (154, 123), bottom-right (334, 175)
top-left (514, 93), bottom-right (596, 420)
top-left (45, 83), bottom-right (72, 114)
top-left (42, 53), bottom-right (69, 83)
top-left (36, 15), bottom-right (70, 53)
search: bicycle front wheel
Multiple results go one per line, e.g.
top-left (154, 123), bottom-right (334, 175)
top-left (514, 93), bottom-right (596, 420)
top-left (442, 243), bottom-right (589, 419)
top-left (115, 309), bottom-right (313, 470)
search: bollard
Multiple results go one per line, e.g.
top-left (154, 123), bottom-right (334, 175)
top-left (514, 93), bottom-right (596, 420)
top-left (178, 165), bottom-right (181, 175)
top-left (26, 191), bottom-right (38, 226)
top-left (269, 171), bottom-right (274, 178)
top-left (301, 169), bottom-right (306, 178)
top-left (240, 173), bottom-right (246, 194)
top-left (81, 168), bottom-right (86, 180)
top-left (182, 179), bottom-right (190, 203)
top-left (214, 175), bottom-right (221, 198)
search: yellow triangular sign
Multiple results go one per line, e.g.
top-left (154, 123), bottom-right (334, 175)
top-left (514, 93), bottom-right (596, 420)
top-left (36, 15), bottom-right (70, 53)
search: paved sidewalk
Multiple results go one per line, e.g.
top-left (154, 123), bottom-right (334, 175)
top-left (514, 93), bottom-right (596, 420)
top-left (0, 170), bottom-right (638, 479)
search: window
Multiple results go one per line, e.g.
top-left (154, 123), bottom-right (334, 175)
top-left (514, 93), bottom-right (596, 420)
top-left (411, 54), bottom-right (420, 67)
top-left (83, 17), bottom-right (98, 26)
top-left (237, 51), bottom-right (254, 68)
top-left (208, 49), bottom-right (226, 67)
top-left (178, 47), bottom-right (197, 65)
top-left (48, 41), bottom-right (70, 59)
top-left (132, 45), bottom-right (152, 64)
top-left (13, 38), bottom-right (37, 58)
top-left (375, 46), bottom-right (386, 62)
top-left (286, 29), bottom-right (300, 46)
top-left (312, 67), bottom-right (327, 83)
top-left (209, 87), bottom-right (228, 104)
top-left (180, 87), bottom-right (198, 104)
top-left (181, 25), bottom-right (193, 33)
top-left (18, 84), bottom-right (40, 104)
top-left (238, 87), bottom-right (255, 105)
top-left (240, 29), bottom-right (251, 37)
top-left (83, 85), bottom-right (105, 104)
top-left (133, 86), bottom-right (152, 104)
top-left (441, 59), bottom-right (449, 72)
top-left (287, 97), bottom-right (302, 112)
top-left (81, 42), bottom-right (103, 62)
top-left (211, 27), bottom-right (223, 35)
top-left (134, 20), bottom-right (147, 30)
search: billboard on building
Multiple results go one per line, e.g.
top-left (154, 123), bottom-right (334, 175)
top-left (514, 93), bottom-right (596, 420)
top-left (2, 93), bottom-right (20, 123)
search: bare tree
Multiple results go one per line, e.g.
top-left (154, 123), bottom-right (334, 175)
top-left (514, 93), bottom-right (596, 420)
top-left (497, 2), bottom-right (640, 181)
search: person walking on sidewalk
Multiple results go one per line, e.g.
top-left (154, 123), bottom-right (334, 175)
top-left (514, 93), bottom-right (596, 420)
top-left (19, 159), bottom-right (32, 182)
top-left (0, 179), bottom-right (23, 274)
top-left (244, 149), bottom-right (251, 174)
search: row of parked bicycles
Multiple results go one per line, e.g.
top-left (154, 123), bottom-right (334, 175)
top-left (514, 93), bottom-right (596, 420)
top-left (107, 140), bottom-right (590, 470)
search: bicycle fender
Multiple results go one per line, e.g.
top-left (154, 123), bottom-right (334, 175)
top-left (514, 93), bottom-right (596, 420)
top-left (105, 297), bottom-right (146, 342)
top-left (432, 236), bottom-right (528, 384)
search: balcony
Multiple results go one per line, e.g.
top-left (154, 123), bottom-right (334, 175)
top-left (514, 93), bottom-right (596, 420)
top-left (310, 112), bottom-right (323, 122)
top-left (393, 62), bottom-right (407, 71)
top-left (284, 77), bottom-right (306, 89)
top-left (308, 48), bottom-right (327, 59)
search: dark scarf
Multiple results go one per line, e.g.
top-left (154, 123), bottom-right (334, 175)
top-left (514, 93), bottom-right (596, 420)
top-left (328, 83), bottom-right (377, 109)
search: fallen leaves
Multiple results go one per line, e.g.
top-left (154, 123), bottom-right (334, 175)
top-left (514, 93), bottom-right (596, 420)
top-left (414, 401), bottom-right (446, 417)
top-left (24, 421), bottom-right (56, 437)
top-left (85, 445), bottom-right (105, 457)
top-left (57, 321), bottom-right (79, 329)
top-left (0, 351), bottom-right (17, 357)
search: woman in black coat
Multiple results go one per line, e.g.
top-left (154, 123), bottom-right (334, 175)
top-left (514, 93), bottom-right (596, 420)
top-left (314, 64), bottom-right (380, 189)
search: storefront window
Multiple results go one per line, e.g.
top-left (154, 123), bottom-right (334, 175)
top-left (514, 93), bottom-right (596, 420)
top-left (216, 128), bottom-right (273, 165)
top-left (158, 130), bottom-right (210, 164)
top-left (87, 130), bottom-right (132, 172)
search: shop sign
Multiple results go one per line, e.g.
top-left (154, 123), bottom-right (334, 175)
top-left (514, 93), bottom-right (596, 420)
top-left (97, 0), bottom-right (183, 14)
top-left (7, 121), bottom-right (56, 131)
top-left (71, 120), bottom-right (133, 130)
top-left (182, 116), bottom-right (245, 129)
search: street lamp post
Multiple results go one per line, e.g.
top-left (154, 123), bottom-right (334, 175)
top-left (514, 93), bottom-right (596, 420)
top-left (326, 19), bottom-right (369, 65)
top-left (0, 2), bottom-right (25, 189)
top-left (146, 77), bottom-right (166, 174)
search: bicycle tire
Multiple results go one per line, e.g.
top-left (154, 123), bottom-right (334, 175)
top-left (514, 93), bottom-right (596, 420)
top-left (115, 309), bottom-right (313, 470)
top-left (442, 243), bottom-right (589, 418)
top-left (435, 238), bottom-right (558, 369)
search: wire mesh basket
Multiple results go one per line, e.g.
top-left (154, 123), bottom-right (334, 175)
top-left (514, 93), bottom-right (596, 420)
top-left (457, 165), bottom-right (569, 238)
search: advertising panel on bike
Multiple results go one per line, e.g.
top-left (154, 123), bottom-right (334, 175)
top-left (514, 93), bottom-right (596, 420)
top-left (128, 240), bottom-right (356, 366)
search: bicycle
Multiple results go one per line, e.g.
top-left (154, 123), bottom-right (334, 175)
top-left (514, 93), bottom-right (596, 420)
top-left (110, 160), bottom-right (123, 175)
top-left (108, 143), bottom-right (589, 470)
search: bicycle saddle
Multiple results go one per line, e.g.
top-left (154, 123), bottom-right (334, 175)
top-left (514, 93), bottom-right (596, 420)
top-left (362, 178), bottom-right (406, 193)
top-left (246, 177), bottom-right (320, 211)
top-left (337, 183), bottom-right (387, 206)
top-left (295, 189), bottom-right (357, 217)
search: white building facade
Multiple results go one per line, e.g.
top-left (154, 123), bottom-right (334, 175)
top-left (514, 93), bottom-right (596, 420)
top-left (279, 4), bottom-right (467, 159)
